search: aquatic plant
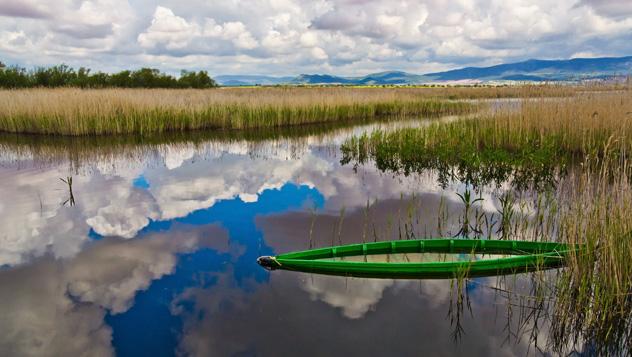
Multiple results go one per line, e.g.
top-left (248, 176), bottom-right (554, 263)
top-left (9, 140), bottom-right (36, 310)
top-left (59, 176), bottom-right (75, 207)
top-left (341, 92), bottom-right (632, 188)
top-left (339, 90), bottom-right (632, 355)
top-left (341, 124), bottom-right (565, 190)
top-left (550, 157), bottom-right (632, 355)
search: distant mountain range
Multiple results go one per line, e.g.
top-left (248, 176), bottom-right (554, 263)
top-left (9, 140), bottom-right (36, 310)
top-left (214, 75), bottom-right (295, 86)
top-left (215, 56), bottom-right (632, 86)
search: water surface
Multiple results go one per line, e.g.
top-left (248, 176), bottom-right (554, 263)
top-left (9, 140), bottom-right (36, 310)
top-left (0, 117), bottom-right (566, 356)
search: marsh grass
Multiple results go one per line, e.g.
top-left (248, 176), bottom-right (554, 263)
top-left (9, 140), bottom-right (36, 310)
top-left (347, 174), bottom-right (631, 354)
top-left (340, 90), bottom-right (632, 354)
top-left (342, 92), bottom-right (632, 188)
top-left (550, 158), bottom-right (632, 355)
top-left (1, 84), bottom-right (621, 136)
top-left (0, 87), bottom-right (477, 136)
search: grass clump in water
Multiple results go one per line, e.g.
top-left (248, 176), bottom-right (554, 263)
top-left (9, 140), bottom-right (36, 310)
top-left (341, 122), bottom-right (564, 189)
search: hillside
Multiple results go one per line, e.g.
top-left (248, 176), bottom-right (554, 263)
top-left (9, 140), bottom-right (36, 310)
top-left (215, 56), bottom-right (632, 86)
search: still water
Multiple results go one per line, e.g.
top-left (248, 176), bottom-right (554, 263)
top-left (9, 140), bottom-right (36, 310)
top-left (0, 119), bottom-right (561, 356)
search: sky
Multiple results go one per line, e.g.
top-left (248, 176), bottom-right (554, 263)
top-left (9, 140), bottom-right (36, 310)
top-left (1, 0), bottom-right (632, 76)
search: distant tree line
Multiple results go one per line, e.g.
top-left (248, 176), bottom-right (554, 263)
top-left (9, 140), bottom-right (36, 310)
top-left (0, 61), bottom-right (217, 89)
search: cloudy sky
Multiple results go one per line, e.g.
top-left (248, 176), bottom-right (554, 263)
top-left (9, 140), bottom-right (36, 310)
top-left (1, 0), bottom-right (632, 75)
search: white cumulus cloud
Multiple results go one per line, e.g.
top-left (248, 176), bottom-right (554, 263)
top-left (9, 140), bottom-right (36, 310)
top-left (0, 0), bottom-right (630, 75)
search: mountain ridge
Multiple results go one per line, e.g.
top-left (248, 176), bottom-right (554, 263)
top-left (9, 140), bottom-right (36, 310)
top-left (215, 56), bottom-right (632, 86)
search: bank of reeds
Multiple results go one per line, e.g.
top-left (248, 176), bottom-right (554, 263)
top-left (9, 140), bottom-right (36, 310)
top-left (342, 92), bottom-right (632, 183)
top-left (0, 88), bottom-right (476, 136)
top-left (342, 91), bottom-right (632, 354)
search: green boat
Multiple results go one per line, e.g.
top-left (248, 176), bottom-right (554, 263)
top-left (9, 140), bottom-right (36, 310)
top-left (257, 239), bottom-right (578, 279)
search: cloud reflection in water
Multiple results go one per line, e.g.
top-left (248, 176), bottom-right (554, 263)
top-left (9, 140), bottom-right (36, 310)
top-left (0, 130), bottom-right (545, 356)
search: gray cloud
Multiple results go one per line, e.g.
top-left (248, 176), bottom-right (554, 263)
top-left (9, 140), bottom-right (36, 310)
top-left (578, 0), bottom-right (632, 19)
top-left (54, 23), bottom-right (114, 40)
top-left (0, 1), bottom-right (50, 19)
top-left (311, 10), bottom-right (357, 31)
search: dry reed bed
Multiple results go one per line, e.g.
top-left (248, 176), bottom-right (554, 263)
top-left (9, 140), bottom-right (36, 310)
top-left (0, 87), bottom-right (477, 135)
top-left (514, 93), bottom-right (632, 156)
top-left (0, 84), bottom-right (620, 136)
top-left (344, 92), bottom-right (632, 163)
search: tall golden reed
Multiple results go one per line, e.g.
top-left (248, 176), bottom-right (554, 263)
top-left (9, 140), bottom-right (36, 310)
top-left (0, 87), bottom-right (477, 135)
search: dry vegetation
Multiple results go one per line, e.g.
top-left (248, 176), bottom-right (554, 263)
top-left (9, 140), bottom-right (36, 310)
top-left (0, 84), bottom-right (622, 136)
top-left (344, 92), bottom-right (632, 167)
top-left (0, 87), bottom-right (479, 135)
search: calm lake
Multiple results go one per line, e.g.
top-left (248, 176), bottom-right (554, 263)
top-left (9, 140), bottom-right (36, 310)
top-left (0, 117), bottom-right (574, 356)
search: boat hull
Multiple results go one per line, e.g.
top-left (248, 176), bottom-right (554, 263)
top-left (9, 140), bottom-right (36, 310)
top-left (258, 239), bottom-right (577, 279)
